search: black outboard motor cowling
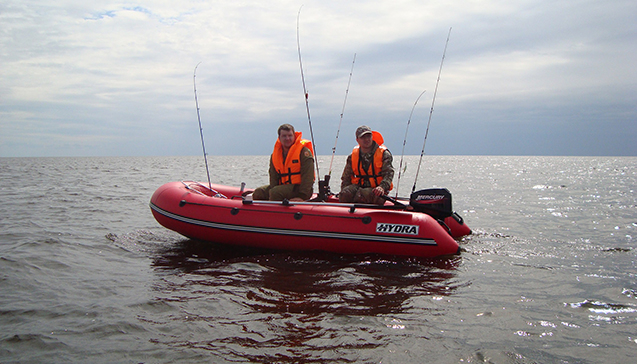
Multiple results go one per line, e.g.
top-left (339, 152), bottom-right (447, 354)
top-left (409, 188), bottom-right (453, 220)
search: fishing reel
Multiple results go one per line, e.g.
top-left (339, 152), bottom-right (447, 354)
top-left (317, 175), bottom-right (332, 201)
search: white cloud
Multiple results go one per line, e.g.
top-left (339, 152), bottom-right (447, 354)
top-left (1, 0), bottom-right (636, 157)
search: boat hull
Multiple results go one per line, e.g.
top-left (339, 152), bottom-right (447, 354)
top-left (150, 182), bottom-right (468, 258)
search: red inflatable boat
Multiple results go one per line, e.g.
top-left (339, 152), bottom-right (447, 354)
top-left (150, 181), bottom-right (470, 258)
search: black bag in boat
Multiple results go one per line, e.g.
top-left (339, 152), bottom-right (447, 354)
top-left (409, 188), bottom-right (453, 219)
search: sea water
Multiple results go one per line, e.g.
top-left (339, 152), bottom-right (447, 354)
top-left (0, 156), bottom-right (635, 363)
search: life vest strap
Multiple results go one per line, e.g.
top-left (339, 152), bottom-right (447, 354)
top-left (278, 168), bottom-right (301, 184)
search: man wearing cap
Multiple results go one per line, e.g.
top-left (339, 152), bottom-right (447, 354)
top-left (339, 125), bottom-right (394, 205)
top-left (252, 124), bottom-right (315, 201)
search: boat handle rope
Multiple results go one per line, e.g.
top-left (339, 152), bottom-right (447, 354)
top-left (181, 181), bottom-right (227, 198)
top-left (178, 199), bottom-right (373, 222)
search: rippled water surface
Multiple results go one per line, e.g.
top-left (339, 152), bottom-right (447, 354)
top-left (1, 156), bottom-right (635, 363)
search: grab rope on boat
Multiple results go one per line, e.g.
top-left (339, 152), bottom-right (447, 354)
top-left (182, 181), bottom-right (227, 199)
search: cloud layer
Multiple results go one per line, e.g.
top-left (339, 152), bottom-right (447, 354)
top-left (2, 0), bottom-right (636, 157)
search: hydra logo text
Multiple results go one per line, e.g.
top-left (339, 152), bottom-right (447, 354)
top-left (376, 223), bottom-right (419, 235)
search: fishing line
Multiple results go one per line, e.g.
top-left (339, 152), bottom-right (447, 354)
top-left (412, 27), bottom-right (452, 193)
top-left (394, 89), bottom-right (426, 198)
top-left (193, 62), bottom-right (212, 192)
top-left (296, 6), bottom-right (320, 180)
top-left (328, 53), bottom-right (356, 178)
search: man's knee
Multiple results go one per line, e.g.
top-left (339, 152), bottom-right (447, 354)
top-left (252, 185), bottom-right (270, 200)
top-left (268, 184), bottom-right (296, 201)
top-left (339, 185), bottom-right (358, 202)
top-left (357, 188), bottom-right (385, 205)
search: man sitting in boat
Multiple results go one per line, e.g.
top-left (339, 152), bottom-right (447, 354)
top-left (339, 125), bottom-right (394, 205)
top-left (252, 124), bottom-right (315, 201)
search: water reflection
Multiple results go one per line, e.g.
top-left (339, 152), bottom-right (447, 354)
top-left (152, 240), bottom-right (462, 313)
top-left (148, 240), bottom-right (463, 362)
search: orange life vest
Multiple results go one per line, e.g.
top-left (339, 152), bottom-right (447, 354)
top-left (271, 131), bottom-right (314, 185)
top-left (351, 131), bottom-right (393, 190)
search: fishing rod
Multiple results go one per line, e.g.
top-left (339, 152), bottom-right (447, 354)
top-left (412, 27), bottom-right (452, 194)
top-left (296, 6), bottom-right (320, 181)
top-left (193, 62), bottom-right (212, 192)
top-left (394, 89), bottom-right (426, 198)
top-left (328, 53), bottom-right (356, 178)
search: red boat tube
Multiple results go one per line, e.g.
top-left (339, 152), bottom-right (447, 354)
top-left (150, 181), bottom-right (470, 258)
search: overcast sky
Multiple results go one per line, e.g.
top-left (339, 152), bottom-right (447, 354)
top-left (1, 0), bottom-right (636, 157)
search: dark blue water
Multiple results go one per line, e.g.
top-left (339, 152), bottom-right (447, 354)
top-left (1, 156), bottom-right (635, 363)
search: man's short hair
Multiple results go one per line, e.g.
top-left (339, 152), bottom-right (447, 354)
top-left (277, 124), bottom-right (295, 136)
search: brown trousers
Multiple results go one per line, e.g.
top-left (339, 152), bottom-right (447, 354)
top-left (338, 185), bottom-right (385, 205)
top-left (252, 184), bottom-right (300, 201)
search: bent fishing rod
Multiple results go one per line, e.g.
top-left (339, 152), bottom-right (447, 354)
top-left (394, 89), bottom-right (426, 198)
top-left (296, 6), bottom-right (321, 182)
top-left (328, 53), bottom-right (356, 178)
top-left (412, 27), bottom-right (452, 194)
top-left (193, 62), bottom-right (213, 192)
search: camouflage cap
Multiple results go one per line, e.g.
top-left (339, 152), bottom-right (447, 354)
top-left (355, 125), bottom-right (373, 138)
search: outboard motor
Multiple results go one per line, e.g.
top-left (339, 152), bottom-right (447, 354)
top-left (409, 188), bottom-right (453, 220)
